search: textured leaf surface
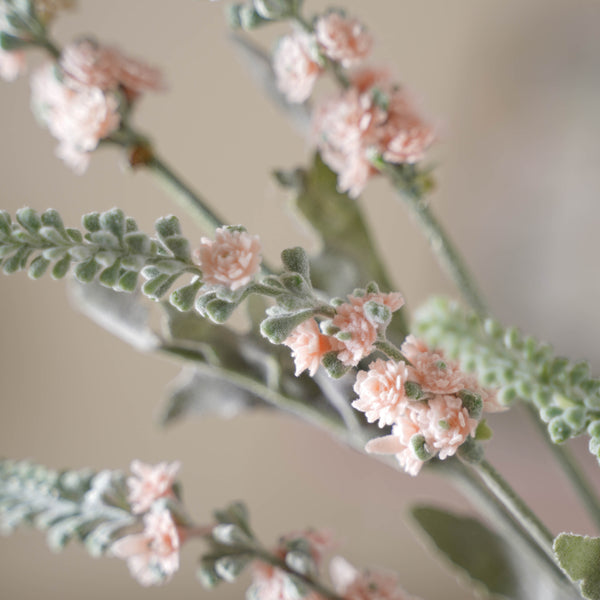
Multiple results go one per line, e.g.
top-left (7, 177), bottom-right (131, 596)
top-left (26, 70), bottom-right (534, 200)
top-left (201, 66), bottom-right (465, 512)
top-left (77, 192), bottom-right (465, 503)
top-left (412, 505), bottom-right (567, 600)
top-left (554, 533), bottom-right (600, 599)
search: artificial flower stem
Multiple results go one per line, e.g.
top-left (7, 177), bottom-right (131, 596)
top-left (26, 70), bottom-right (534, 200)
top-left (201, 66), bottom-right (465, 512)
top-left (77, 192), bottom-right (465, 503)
top-left (524, 403), bottom-right (600, 532)
top-left (472, 459), bottom-right (555, 561)
top-left (254, 548), bottom-right (345, 600)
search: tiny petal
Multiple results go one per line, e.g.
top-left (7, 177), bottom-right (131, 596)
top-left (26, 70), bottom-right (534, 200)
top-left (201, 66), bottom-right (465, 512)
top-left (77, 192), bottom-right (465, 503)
top-left (127, 460), bottom-right (180, 514)
top-left (315, 11), bottom-right (372, 68)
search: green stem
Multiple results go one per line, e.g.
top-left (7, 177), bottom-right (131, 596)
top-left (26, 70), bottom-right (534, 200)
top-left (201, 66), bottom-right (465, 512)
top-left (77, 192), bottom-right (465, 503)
top-left (374, 339), bottom-right (410, 363)
top-left (471, 459), bottom-right (555, 560)
top-left (525, 404), bottom-right (600, 532)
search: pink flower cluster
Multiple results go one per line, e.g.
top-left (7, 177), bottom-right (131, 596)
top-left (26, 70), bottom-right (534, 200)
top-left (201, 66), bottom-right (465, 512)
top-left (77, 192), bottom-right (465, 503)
top-left (313, 69), bottom-right (435, 197)
top-left (30, 39), bottom-right (163, 172)
top-left (283, 289), bottom-right (404, 377)
top-left (355, 336), bottom-right (502, 476)
top-left (273, 11), bottom-right (372, 104)
top-left (0, 49), bottom-right (26, 82)
top-left (111, 461), bottom-right (182, 586)
top-left (195, 226), bottom-right (262, 291)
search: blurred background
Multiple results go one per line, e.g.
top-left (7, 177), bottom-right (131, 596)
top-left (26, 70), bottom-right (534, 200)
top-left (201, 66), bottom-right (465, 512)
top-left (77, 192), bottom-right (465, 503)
top-left (1, 0), bottom-right (600, 598)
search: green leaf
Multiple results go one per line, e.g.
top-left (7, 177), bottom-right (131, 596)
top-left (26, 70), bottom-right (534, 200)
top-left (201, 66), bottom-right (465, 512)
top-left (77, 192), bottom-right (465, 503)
top-left (554, 533), bottom-right (600, 599)
top-left (412, 505), bottom-right (554, 600)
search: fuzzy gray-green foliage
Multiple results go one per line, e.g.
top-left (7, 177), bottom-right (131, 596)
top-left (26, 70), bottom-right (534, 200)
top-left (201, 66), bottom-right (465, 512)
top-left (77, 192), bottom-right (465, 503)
top-left (415, 297), bottom-right (600, 460)
top-left (0, 459), bottom-right (135, 556)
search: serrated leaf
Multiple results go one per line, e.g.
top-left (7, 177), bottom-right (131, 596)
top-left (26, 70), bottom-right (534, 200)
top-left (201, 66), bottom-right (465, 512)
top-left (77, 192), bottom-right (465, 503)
top-left (554, 533), bottom-right (600, 599)
top-left (412, 505), bottom-right (564, 600)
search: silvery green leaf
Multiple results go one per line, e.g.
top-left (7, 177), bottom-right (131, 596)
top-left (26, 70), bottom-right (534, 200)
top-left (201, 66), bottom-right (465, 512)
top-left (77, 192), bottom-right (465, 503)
top-left (554, 533), bottom-right (600, 600)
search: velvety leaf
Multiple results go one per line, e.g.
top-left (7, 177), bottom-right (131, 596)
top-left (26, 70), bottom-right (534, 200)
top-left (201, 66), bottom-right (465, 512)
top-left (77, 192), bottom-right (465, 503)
top-left (554, 533), bottom-right (600, 599)
top-left (412, 505), bottom-right (566, 600)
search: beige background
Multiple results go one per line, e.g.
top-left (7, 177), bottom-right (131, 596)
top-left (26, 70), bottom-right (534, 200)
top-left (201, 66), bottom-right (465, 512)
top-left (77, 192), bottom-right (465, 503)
top-left (1, 1), bottom-right (600, 598)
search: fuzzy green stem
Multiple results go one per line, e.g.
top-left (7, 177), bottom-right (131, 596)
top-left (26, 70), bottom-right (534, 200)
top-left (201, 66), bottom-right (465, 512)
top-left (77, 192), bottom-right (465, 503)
top-left (525, 403), bottom-right (600, 532)
top-left (374, 339), bottom-right (411, 363)
top-left (471, 459), bottom-right (555, 560)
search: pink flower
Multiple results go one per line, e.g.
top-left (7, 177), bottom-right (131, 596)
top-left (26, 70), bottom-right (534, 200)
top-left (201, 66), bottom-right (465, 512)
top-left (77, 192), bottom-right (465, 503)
top-left (401, 335), bottom-right (466, 395)
top-left (283, 318), bottom-right (342, 376)
top-left (330, 556), bottom-right (418, 600)
top-left (352, 359), bottom-right (410, 427)
top-left (278, 528), bottom-right (335, 566)
top-left (365, 414), bottom-right (424, 476)
top-left (250, 562), bottom-right (325, 600)
top-left (0, 49), bottom-right (26, 82)
top-left (273, 30), bottom-right (322, 103)
top-left (332, 291), bottom-right (404, 366)
top-left (60, 39), bottom-right (164, 99)
top-left (31, 62), bottom-right (121, 173)
top-left (127, 460), bottom-right (180, 515)
top-left (111, 507), bottom-right (181, 586)
top-left (315, 11), bottom-right (372, 68)
top-left (313, 68), bottom-right (434, 197)
top-left (195, 226), bottom-right (262, 291)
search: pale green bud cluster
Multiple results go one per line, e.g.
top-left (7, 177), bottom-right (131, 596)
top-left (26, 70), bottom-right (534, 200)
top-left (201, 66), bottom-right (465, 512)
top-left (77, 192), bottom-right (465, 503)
top-left (227, 0), bottom-right (303, 30)
top-left (414, 297), bottom-right (600, 461)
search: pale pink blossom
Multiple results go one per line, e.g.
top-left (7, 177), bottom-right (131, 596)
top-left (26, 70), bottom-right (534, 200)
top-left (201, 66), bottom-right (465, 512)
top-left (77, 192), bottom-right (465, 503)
top-left (352, 359), bottom-right (410, 427)
top-left (283, 318), bottom-right (341, 376)
top-left (313, 68), bottom-right (434, 197)
top-left (401, 335), bottom-right (466, 395)
top-left (460, 372), bottom-right (505, 413)
top-left (31, 62), bottom-right (121, 172)
top-left (315, 11), bottom-right (372, 68)
top-left (0, 49), bottom-right (26, 82)
top-left (60, 39), bottom-right (164, 99)
top-left (195, 226), bottom-right (262, 291)
top-left (365, 414), bottom-right (424, 476)
top-left (273, 30), bottom-right (322, 103)
top-left (279, 528), bottom-right (335, 566)
top-left (332, 291), bottom-right (404, 366)
top-left (330, 556), bottom-right (418, 600)
top-left (111, 507), bottom-right (180, 586)
top-left (127, 460), bottom-right (180, 515)
top-left (250, 562), bottom-right (325, 600)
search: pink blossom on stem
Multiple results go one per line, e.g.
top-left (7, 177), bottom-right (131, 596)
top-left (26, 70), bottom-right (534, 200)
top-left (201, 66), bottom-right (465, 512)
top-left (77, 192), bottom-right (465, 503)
top-left (250, 562), bottom-right (325, 600)
top-left (315, 11), bottom-right (372, 68)
top-left (279, 528), bottom-right (335, 566)
top-left (127, 460), bottom-right (180, 515)
top-left (330, 556), bottom-right (418, 600)
top-left (273, 30), bottom-right (322, 103)
top-left (111, 507), bottom-right (181, 586)
top-left (352, 359), bottom-right (410, 427)
top-left (0, 49), bottom-right (26, 82)
top-left (195, 226), bottom-right (262, 291)
top-left (332, 291), bottom-right (404, 366)
top-left (283, 318), bottom-right (342, 376)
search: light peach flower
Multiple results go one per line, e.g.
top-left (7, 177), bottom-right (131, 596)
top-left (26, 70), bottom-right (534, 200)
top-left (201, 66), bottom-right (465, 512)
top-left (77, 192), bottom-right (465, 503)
top-left (127, 460), bottom-right (180, 515)
top-left (417, 395), bottom-right (478, 459)
top-left (365, 414), bottom-right (424, 476)
top-left (111, 507), bottom-right (180, 586)
top-left (313, 68), bottom-right (434, 197)
top-left (460, 372), bottom-right (505, 413)
top-left (332, 291), bottom-right (404, 366)
top-left (273, 30), bottom-right (322, 103)
top-left (283, 318), bottom-right (341, 376)
top-left (330, 556), bottom-right (418, 600)
top-left (0, 49), bottom-right (26, 82)
top-left (352, 359), bottom-right (410, 427)
top-left (60, 39), bottom-right (164, 99)
top-left (401, 335), bottom-right (466, 395)
top-left (315, 11), bottom-right (372, 68)
top-left (195, 226), bottom-right (262, 291)
top-left (31, 63), bottom-right (121, 173)
top-left (250, 562), bottom-right (325, 600)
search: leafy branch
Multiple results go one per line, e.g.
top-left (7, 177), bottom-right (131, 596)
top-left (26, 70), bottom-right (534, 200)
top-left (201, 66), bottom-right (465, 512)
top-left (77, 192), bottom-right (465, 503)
top-left (415, 297), bottom-right (600, 456)
top-left (0, 459), bottom-right (135, 556)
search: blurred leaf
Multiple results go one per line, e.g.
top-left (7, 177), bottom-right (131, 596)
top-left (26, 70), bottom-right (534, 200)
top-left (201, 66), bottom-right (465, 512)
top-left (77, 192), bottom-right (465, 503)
top-left (554, 533), bottom-right (600, 599)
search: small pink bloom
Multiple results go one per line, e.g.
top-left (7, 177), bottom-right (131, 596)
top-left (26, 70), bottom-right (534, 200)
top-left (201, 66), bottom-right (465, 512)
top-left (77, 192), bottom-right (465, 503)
top-left (0, 49), bottom-right (26, 82)
top-left (283, 318), bottom-right (341, 376)
top-left (250, 562), bottom-right (325, 600)
top-left (352, 359), bottom-right (410, 427)
top-left (111, 507), bottom-right (180, 586)
top-left (315, 11), bottom-right (372, 68)
top-left (127, 460), bottom-right (180, 515)
top-left (279, 528), bottom-right (335, 566)
top-left (365, 415), bottom-right (424, 476)
top-left (332, 292), bottom-right (404, 366)
top-left (330, 556), bottom-right (418, 600)
top-left (416, 395), bottom-right (478, 460)
top-left (401, 335), bottom-right (466, 395)
top-left (460, 372), bottom-right (505, 413)
top-left (195, 226), bottom-right (262, 291)
top-left (273, 30), bottom-right (322, 104)
top-left (60, 39), bottom-right (164, 99)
